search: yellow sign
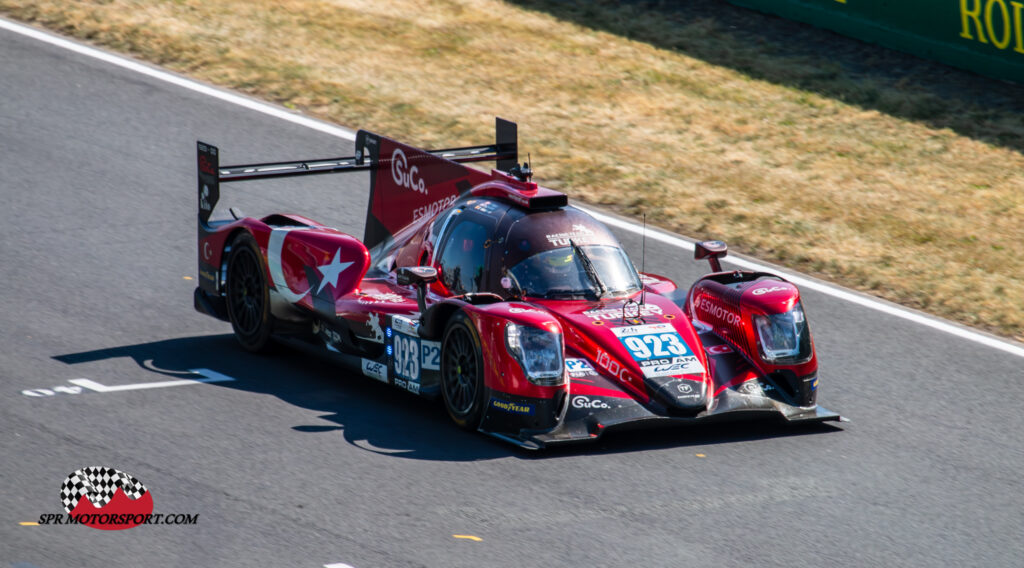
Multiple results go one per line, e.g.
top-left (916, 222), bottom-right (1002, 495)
top-left (960, 0), bottom-right (1024, 52)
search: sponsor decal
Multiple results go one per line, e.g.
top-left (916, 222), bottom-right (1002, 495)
top-left (639, 274), bottom-right (663, 286)
top-left (489, 398), bottom-right (535, 415)
top-left (357, 291), bottom-right (407, 305)
top-left (640, 356), bottom-right (704, 378)
top-left (312, 320), bottom-right (344, 347)
top-left (391, 148), bottom-right (426, 194)
top-left (508, 306), bottom-right (544, 315)
top-left (413, 195), bottom-right (458, 221)
top-left (596, 349), bottom-right (632, 382)
top-left (391, 314), bottom-right (419, 337)
top-left (472, 200), bottom-right (500, 214)
top-left (545, 224), bottom-right (595, 247)
top-left (34, 467), bottom-right (199, 530)
top-left (611, 323), bottom-right (705, 377)
top-left (565, 358), bottom-right (598, 378)
top-left (571, 396), bottom-right (611, 409)
top-left (751, 285), bottom-right (789, 296)
top-left (365, 312), bottom-right (385, 343)
top-left (674, 380), bottom-right (702, 399)
top-left (361, 358), bottom-right (387, 383)
top-left (198, 154), bottom-right (216, 175)
top-left (693, 297), bottom-right (741, 326)
top-left (738, 381), bottom-right (775, 396)
top-left (199, 269), bottom-right (216, 282)
top-left (199, 185), bottom-right (212, 211)
top-left (705, 344), bottom-right (734, 355)
top-left (584, 303), bottom-right (663, 320)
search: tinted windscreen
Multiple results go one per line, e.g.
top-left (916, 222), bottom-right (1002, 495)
top-left (438, 218), bottom-right (489, 294)
top-left (508, 244), bottom-right (640, 299)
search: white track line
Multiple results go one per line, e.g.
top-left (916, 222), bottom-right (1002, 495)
top-left (0, 18), bottom-right (355, 142)
top-left (3, 17), bottom-right (1022, 358)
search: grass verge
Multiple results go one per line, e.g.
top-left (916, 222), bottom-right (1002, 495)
top-left (3, 0), bottom-right (1022, 341)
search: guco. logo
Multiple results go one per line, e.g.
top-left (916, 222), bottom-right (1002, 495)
top-left (391, 148), bottom-right (426, 194)
top-left (60, 467), bottom-right (154, 530)
top-left (751, 285), bottom-right (788, 296)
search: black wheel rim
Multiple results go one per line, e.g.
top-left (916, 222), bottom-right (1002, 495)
top-left (228, 248), bottom-right (264, 337)
top-left (443, 326), bottom-right (478, 416)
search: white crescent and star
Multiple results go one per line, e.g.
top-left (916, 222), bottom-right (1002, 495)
top-left (316, 248), bottom-right (354, 293)
top-left (269, 228), bottom-right (353, 300)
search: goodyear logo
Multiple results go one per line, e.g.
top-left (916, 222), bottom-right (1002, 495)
top-left (489, 399), bottom-right (535, 415)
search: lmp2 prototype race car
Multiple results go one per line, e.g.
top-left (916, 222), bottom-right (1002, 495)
top-left (193, 118), bottom-right (841, 448)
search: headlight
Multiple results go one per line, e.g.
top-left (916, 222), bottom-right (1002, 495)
top-left (505, 323), bottom-right (564, 386)
top-left (753, 303), bottom-right (811, 363)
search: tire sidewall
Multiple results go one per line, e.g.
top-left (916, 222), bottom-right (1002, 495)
top-left (225, 232), bottom-right (273, 352)
top-left (440, 311), bottom-right (486, 430)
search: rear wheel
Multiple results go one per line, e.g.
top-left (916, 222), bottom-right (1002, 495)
top-left (225, 233), bottom-right (274, 352)
top-left (440, 311), bottom-right (486, 429)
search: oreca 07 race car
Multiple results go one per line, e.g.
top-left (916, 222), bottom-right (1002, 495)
top-left (193, 118), bottom-right (842, 448)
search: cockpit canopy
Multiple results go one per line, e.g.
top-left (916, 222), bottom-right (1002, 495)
top-left (428, 197), bottom-right (641, 300)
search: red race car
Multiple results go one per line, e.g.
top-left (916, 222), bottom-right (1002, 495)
top-left (193, 118), bottom-right (841, 448)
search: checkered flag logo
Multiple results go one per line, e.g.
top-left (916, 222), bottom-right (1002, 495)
top-left (60, 467), bottom-right (148, 514)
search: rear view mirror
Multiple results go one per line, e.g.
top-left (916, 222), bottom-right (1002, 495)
top-left (396, 266), bottom-right (438, 286)
top-left (694, 241), bottom-right (728, 272)
top-left (396, 266), bottom-right (438, 314)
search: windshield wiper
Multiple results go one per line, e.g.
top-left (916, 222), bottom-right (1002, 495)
top-left (570, 239), bottom-right (607, 298)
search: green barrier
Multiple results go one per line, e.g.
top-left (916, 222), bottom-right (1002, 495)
top-left (727, 0), bottom-right (1024, 83)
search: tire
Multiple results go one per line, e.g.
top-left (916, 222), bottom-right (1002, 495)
top-left (440, 311), bottom-right (486, 429)
top-left (225, 232), bottom-right (274, 352)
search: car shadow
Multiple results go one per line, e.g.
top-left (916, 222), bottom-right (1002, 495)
top-left (507, 0), bottom-right (1024, 152)
top-left (54, 334), bottom-right (841, 461)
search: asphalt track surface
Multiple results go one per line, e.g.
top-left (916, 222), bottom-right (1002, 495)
top-left (3, 22), bottom-right (1024, 568)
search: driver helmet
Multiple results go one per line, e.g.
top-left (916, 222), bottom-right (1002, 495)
top-left (541, 249), bottom-right (576, 281)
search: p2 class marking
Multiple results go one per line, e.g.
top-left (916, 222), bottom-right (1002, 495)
top-left (4, 17), bottom-right (1021, 359)
top-left (19, 369), bottom-right (235, 396)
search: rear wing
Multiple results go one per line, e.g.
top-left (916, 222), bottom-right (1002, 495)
top-left (197, 118), bottom-right (519, 245)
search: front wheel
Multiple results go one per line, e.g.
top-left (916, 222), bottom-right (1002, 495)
top-left (225, 232), bottom-right (274, 352)
top-left (440, 311), bottom-right (486, 429)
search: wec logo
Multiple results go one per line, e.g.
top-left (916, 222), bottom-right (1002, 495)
top-left (391, 148), bottom-right (426, 194)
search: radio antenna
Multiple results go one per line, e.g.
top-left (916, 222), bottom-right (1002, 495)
top-left (640, 212), bottom-right (647, 306)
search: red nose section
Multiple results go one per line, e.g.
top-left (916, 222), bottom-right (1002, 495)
top-left (554, 294), bottom-right (712, 410)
